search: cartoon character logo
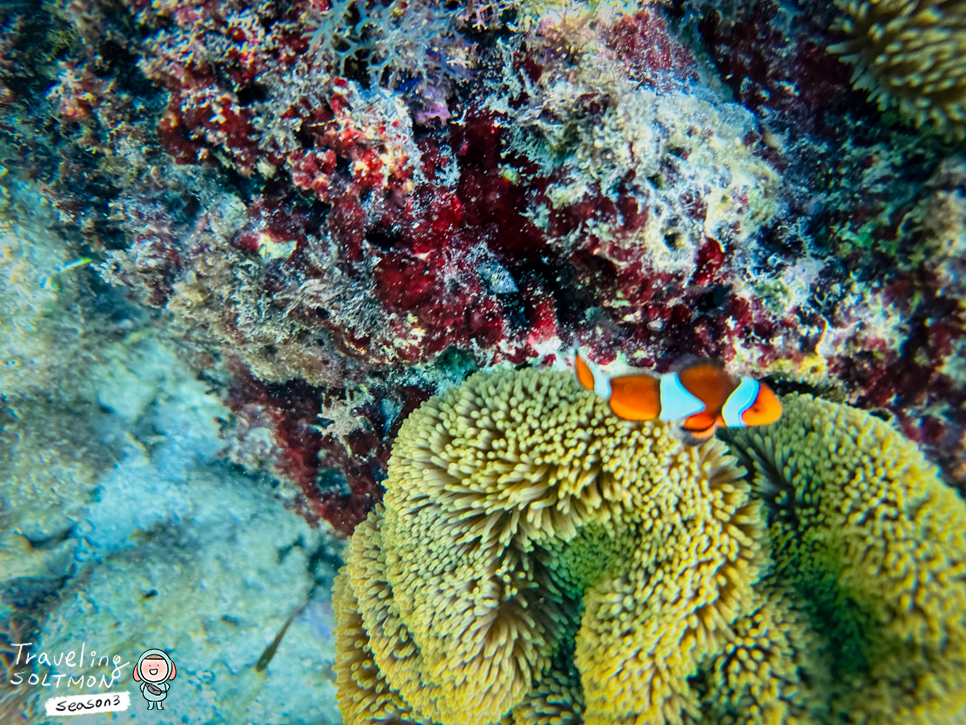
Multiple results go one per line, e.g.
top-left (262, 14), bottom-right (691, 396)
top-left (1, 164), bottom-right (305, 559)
top-left (132, 649), bottom-right (176, 711)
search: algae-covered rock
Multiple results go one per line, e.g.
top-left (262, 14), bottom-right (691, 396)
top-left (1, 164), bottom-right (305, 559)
top-left (0, 171), bottom-right (85, 396)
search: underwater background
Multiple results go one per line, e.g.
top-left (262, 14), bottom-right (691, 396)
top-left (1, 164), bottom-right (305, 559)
top-left (1, 0), bottom-right (965, 722)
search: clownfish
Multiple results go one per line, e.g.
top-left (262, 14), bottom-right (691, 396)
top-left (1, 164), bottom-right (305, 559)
top-left (574, 352), bottom-right (782, 444)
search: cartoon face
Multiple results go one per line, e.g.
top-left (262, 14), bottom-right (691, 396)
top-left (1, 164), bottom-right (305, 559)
top-left (139, 656), bottom-right (169, 682)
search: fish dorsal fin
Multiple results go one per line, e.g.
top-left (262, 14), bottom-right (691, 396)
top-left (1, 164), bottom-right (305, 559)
top-left (574, 352), bottom-right (596, 391)
top-left (674, 359), bottom-right (736, 413)
top-left (669, 355), bottom-right (722, 374)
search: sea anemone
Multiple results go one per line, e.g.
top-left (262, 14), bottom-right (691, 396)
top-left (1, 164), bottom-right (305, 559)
top-left (334, 367), bottom-right (763, 724)
top-left (832, 0), bottom-right (966, 137)
top-left (333, 373), bottom-right (966, 724)
top-left (727, 393), bottom-right (966, 721)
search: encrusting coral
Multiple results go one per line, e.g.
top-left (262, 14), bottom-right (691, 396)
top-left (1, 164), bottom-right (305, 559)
top-left (832, 0), bottom-right (966, 137)
top-left (334, 369), bottom-right (966, 725)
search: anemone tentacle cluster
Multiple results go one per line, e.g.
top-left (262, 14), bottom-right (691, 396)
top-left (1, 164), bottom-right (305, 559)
top-left (333, 369), bottom-right (966, 724)
top-left (334, 367), bottom-right (764, 724)
top-left (832, 0), bottom-right (966, 137)
top-left (726, 393), bottom-right (966, 722)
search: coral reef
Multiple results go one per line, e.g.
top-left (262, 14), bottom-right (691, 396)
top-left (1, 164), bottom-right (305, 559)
top-left (832, 0), bottom-right (966, 138)
top-left (2, 0), bottom-right (966, 721)
top-left (335, 369), bottom-right (966, 724)
top-left (5, 0), bottom-right (966, 535)
top-left (697, 0), bottom-right (966, 491)
top-left (2, 0), bottom-right (868, 531)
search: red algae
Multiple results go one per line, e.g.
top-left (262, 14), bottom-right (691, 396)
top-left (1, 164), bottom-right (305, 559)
top-left (8, 0), bottom-right (966, 531)
top-left (607, 9), bottom-right (699, 88)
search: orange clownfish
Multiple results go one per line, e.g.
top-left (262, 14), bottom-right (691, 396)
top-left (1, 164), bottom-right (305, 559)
top-left (575, 353), bottom-right (782, 443)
